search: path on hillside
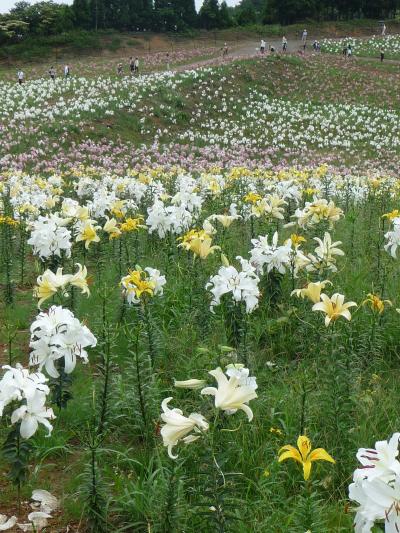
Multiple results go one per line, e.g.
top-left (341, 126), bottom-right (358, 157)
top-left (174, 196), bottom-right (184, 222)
top-left (172, 37), bottom-right (400, 74)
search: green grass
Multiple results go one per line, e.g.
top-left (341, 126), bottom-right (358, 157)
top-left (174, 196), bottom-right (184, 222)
top-left (1, 47), bottom-right (400, 531)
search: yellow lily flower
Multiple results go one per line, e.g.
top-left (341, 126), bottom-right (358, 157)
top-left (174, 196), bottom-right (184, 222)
top-left (76, 222), bottom-right (100, 249)
top-left (382, 209), bottom-right (400, 221)
top-left (110, 200), bottom-right (126, 219)
top-left (243, 192), bottom-right (262, 204)
top-left (312, 293), bottom-right (357, 326)
top-left (189, 236), bottom-right (220, 259)
top-left (289, 234), bottom-right (306, 248)
top-left (0, 216), bottom-right (19, 227)
top-left (120, 217), bottom-right (145, 233)
top-left (33, 268), bottom-right (71, 308)
top-left (362, 293), bottom-right (392, 314)
top-left (291, 280), bottom-right (332, 304)
top-left (103, 217), bottom-right (121, 239)
top-left (178, 229), bottom-right (209, 250)
top-left (278, 435), bottom-right (335, 480)
top-left (178, 230), bottom-right (220, 259)
top-left (120, 269), bottom-right (155, 303)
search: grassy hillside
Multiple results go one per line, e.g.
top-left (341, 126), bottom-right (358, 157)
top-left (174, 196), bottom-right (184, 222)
top-left (2, 18), bottom-right (400, 65)
top-left (1, 50), bottom-right (400, 531)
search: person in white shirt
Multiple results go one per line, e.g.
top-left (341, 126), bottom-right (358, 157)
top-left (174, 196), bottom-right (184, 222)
top-left (260, 39), bottom-right (266, 54)
top-left (382, 23), bottom-right (387, 36)
top-left (17, 70), bottom-right (24, 85)
top-left (64, 64), bottom-right (70, 78)
top-left (282, 36), bottom-right (287, 52)
top-left (134, 57), bottom-right (139, 74)
top-left (302, 29), bottom-right (308, 42)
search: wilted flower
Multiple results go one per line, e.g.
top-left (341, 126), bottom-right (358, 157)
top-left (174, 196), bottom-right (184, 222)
top-left (160, 397), bottom-right (209, 459)
top-left (17, 512), bottom-right (52, 532)
top-left (31, 489), bottom-right (59, 513)
top-left (362, 293), bottom-right (392, 314)
top-left (0, 515), bottom-right (17, 531)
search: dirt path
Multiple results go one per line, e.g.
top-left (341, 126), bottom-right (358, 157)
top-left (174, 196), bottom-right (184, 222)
top-left (172, 37), bottom-right (400, 74)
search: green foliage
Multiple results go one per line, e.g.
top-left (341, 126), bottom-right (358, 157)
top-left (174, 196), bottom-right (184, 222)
top-left (2, 425), bottom-right (33, 494)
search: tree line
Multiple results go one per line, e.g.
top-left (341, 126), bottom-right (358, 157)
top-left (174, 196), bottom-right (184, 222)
top-left (0, 0), bottom-right (399, 44)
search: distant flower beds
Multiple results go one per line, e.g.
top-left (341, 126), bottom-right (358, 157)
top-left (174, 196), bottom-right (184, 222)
top-left (321, 34), bottom-right (400, 59)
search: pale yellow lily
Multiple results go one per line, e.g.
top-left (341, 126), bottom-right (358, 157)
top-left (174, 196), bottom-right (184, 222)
top-left (69, 263), bottom-right (90, 297)
top-left (33, 268), bottom-right (71, 308)
top-left (188, 236), bottom-right (220, 259)
top-left (76, 221), bottom-right (100, 249)
top-left (103, 217), bottom-right (121, 239)
top-left (291, 280), bottom-right (332, 304)
top-left (312, 293), bottom-right (357, 326)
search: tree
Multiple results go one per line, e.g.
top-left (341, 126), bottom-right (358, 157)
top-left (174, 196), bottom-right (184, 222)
top-left (73, 0), bottom-right (91, 28)
top-left (0, 19), bottom-right (29, 43)
top-left (219, 1), bottom-right (232, 27)
top-left (199, 0), bottom-right (220, 29)
top-left (236, 0), bottom-right (257, 25)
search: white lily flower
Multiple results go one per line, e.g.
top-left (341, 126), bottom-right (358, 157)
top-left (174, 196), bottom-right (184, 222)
top-left (160, 397), bottom-right (209, 459)
top-left (0, 515), bottom-right (17, 531)
top-left (173, 379), bottom-right (207, 389)
top-left (31, 489), bottom-right (59, 513)
top-left (201, 367), bottom-right (257, 421)
top-left (17, 512), bottom-right (52, 532)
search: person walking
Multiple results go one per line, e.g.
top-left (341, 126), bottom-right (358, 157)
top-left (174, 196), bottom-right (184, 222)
top-left (302, 29), bottom-right (308, 42)
top-left (382, 23), bottom-right (387, 36)
top-left (223, 43), bottom-right (228, 57)
top-left (17, 69), bottom-right (24, 85)
top-left (64, 64), bottom-right (70, 78)
top-left (347, 43), bottom-right (352, 59)
top-left (134, 57), bottom-right (139, 74)
top-left (48, 66), bottom-right (56, 80)
top-left (260, 39), bottom-right (266, 54)
top-left (380, 49), bottom-right (385, 62)
top-left (129, 56), bottom-right (134, 74)
top-left (282, 36), bottom-right (287, 52)
top-left (117, 63), bottom-right (123, 75)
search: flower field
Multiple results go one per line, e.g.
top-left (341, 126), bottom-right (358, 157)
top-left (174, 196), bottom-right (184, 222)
top-left (1, 51), bottom-right (400, 532)
top-left (321, 34), bottom-right (400, 60)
